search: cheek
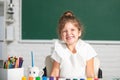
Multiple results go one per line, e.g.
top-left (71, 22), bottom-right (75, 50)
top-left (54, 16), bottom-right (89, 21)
top-left (61, 32), bottom-right (66, 37)
top-left (61, 34), bottom-right (66, 40)
top-left (60, 33), bottom-right (65, 39)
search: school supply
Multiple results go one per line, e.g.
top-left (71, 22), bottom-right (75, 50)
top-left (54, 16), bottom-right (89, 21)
top-left (0, 68), bottom-right (24, 80)
top-left (3, 56), bottom-right (24, 69)
top-left (21, 76), bottom-right (100, 80)
top-left (22, 76), bottom-right (27, 80)
top-left (28, 51), bottom-right (44, 80)
top-left (31, 51), bottom-right (34, 67)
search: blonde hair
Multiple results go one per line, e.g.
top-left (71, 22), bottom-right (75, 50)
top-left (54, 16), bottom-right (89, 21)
top-left (57, 11), bottom-right (83, 39)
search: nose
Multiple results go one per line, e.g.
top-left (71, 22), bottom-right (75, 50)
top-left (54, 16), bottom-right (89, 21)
top-left (66, 30), bottom-right (71, 35)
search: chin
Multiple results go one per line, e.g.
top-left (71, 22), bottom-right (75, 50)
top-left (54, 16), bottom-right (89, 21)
top-left (67, 41), bottom-right (75, 45)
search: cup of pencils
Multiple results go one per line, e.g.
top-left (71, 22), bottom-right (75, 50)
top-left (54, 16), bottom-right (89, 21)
top-left (4, 56), bottom-right (24, 69)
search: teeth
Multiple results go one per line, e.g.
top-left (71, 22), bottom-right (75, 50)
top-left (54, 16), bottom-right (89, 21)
top-left (67, 36), bottom-right (73, 40)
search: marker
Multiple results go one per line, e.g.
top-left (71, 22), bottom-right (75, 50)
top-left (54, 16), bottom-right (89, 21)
top-left (87, 78), bottom-right (93, 80)
top-left (50, 76), bottom-right (54, 80)
top-left (22, 76), bottom-right (26, 80)
top-left (36, 76), bottom-right (40, 80)
top-left (66, 78), bottom-right (70, 80)
top-left (80, 78), bottom-right (85, 80)
top-left (29, 76), bottom-right (33, 80)
top-left (19, 57), bottom-right (23, 68)
top-left (15, 58), bottom-right (19, 68)
top-left (42, 76), bottom-right (47, 80)
top-left (73, 78), bottom-right (77, 80)
top-left (94, 78), bottom-right (99, 80)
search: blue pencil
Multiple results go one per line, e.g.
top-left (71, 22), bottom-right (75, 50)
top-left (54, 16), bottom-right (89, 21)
top-left (31, 51), bottom-right (34, 67)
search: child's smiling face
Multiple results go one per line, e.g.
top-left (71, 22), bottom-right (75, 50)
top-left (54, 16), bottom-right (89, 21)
top-left (61, 22), bottom-right (81, 46)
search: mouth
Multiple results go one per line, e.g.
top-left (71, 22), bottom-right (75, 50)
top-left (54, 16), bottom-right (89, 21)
top-left (66, 35), bottom-right (74, 40)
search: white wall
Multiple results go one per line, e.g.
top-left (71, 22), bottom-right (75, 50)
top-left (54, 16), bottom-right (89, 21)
top-left (3, 0), bottom-right (120, 79)
top-left (7, 41), bottom-right (120, 79)
top-left (0, 2), bottom-right (4, 16)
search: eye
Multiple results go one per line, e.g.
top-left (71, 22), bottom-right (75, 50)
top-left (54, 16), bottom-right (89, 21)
top-left (29, 71), bottom-right (31, 74)
top-left (62, 30), bottom-right (67, 33)
top-left (71, 29), bottom-right (75, 31)
top-left (33, 71), bottom-right (36, 74)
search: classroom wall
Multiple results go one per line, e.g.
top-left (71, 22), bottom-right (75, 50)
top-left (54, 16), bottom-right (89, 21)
top-left (2, 0), bottom-right (120, 79)
top-left (0, 3), bottom-right (4, 16)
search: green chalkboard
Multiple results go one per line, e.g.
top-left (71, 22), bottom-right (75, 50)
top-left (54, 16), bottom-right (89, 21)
top-left (22, 0), bottom-right (120, 40)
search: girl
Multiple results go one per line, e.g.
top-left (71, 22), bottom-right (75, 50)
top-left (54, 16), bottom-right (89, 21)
top-left (50, 11), bottom-right (97, 78)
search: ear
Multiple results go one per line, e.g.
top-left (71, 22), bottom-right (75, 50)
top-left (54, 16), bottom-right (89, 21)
top-left (78, 30), bottom-right (82, 37)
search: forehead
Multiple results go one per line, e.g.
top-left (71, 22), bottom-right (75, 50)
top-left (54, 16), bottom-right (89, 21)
top-left (63, 22), bottom-right (78, 29)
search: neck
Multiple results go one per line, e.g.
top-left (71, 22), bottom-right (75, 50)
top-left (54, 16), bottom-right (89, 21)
top-left (66, 43), bottom-right (77, 54)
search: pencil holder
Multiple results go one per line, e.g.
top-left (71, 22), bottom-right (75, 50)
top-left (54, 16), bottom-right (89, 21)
top-left (0, 68), bottom-right (24, 80)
